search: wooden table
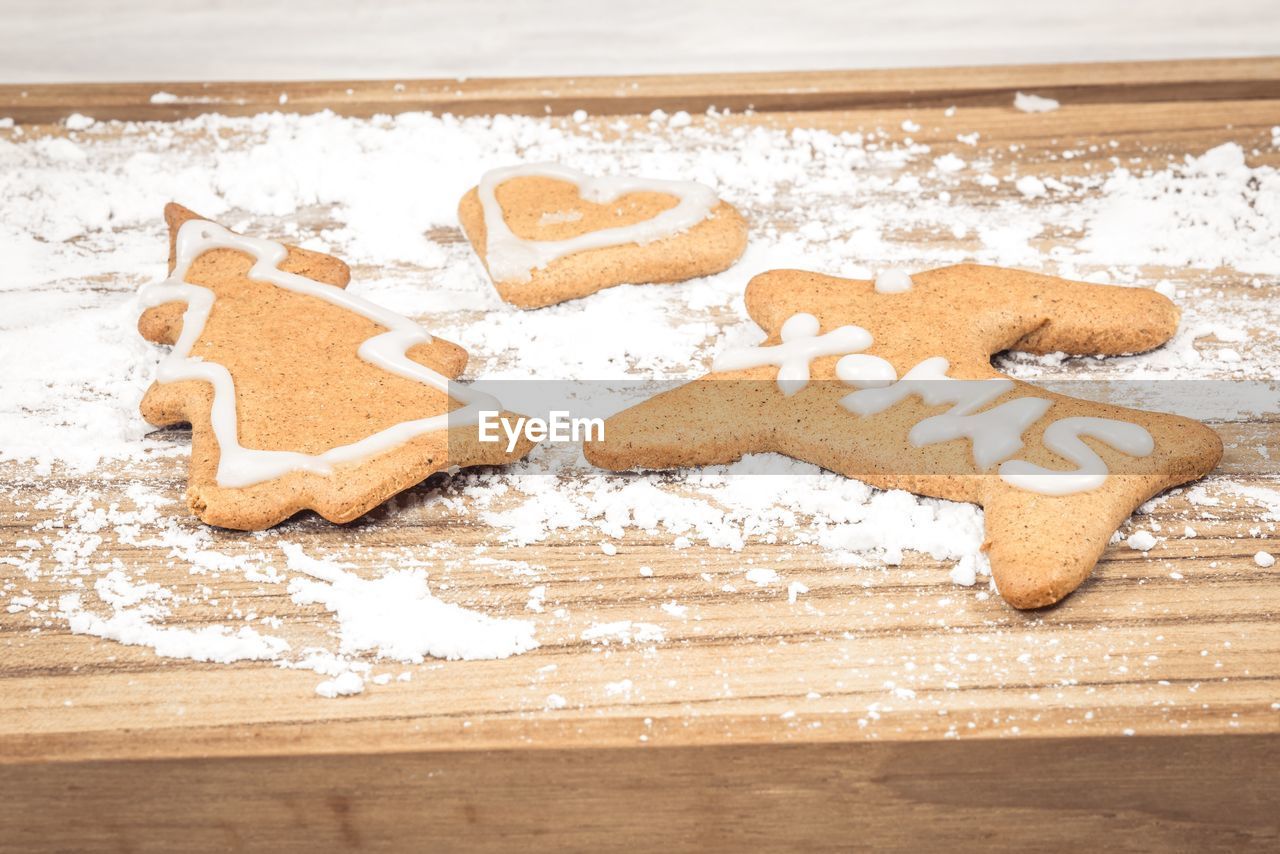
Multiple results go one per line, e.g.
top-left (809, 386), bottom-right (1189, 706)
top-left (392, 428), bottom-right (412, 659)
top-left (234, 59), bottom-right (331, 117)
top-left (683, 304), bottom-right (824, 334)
top-left (1, 59), bottom-right (1278, 851)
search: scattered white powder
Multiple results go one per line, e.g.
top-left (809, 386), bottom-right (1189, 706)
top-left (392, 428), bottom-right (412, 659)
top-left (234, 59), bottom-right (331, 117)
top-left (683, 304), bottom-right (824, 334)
top-left (61, 593), bottom-right (289, 663)
top-left (1186, 487), bottom-right (1222, 507)
top-left (1126, 531), bottom-right (1158, 552)
top-left (581, 621), bottom-right (666, 645)
top-left (65, 113), bottom-right (95, 130)
top-left (526, 584), bottom-right (547, 612)
top-left (787, 581), bottom-right (809, 604)
top-left (604, 678), bottom-right (633, 697)
top-left (1256, 552), bottom-right (1276, 568)
top-left (745, 567), bottom-right (780, 586)
top-left (948, 552), bottom-right (991, 587)
top-left (1014, 92), bottom-right (1060, 113)
top-left (1078, 143), bottom-right (1280, 274)
top-left (149, 92), bottom-right (179, 104)
top-left (933, 152), bottom-right (965, 173)
top-left (1225, 485), bottom-right (1280, 521)
top-left (1015, 175), bottom-right (1047, 198)
top-left (283, 542), bottom-right (538, 662)
top-left (7, 596), bottom-right (36, 614)
top-left (474, 454), bottom-right (987, 567)
top-left (316, 671), bottom-right (365, 698)
top-left (1, 105), bottom-right (1275, 698)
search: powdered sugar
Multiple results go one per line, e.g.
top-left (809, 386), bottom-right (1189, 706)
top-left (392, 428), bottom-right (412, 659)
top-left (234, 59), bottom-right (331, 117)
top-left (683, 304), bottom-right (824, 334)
top-left (62, 592), bottom-right (290, 663)
top-left (471, 452), bottom-right (986, 568)
top-left (21, 483), bottom-right (542, 691)
top-left (2, 105), bottom-right (1276, 697)
top-left (1126, 530), bottom-right (1159, 552)
top-left (1014, 92), bottom-right (1060, 113)
top-left (315, 670), bottom-right (366, 698)
top-left (1078, 143), bottom-right (1280, 274)
top-left (282, 542), bottom-right (538, 661)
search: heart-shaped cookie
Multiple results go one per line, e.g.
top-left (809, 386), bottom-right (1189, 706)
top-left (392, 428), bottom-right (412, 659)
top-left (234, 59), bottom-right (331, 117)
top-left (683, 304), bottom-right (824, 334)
top-left (458, 162), bottom-right (748, 308)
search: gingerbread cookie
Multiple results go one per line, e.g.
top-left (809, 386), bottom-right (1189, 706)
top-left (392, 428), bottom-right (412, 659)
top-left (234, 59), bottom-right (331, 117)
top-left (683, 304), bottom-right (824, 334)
top-left (584, 265), bottom-right (1223, 608)
top-left (137, 204), bottom-right (536, 530)
top-left (457, 162), bottom-right (748, 308)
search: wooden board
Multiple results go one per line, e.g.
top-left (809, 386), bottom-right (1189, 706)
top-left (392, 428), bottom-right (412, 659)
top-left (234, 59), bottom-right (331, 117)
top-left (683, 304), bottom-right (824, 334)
top-left (3, 57), bottom-right (1279, 121)
top-left (2, 58), bottom-right (1279, 851)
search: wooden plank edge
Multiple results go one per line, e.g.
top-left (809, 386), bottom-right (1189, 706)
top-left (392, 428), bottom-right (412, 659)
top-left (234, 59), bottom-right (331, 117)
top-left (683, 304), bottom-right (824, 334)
top-left (1, 733), bottom-right (1276, 851)
top-left (2, 57), bottom-right (1278, 124)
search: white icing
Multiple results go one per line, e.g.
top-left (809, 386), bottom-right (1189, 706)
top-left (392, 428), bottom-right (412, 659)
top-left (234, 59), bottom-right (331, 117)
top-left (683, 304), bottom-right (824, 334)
top-left (874, 269), bottom-right (914, 293)
top-left (999, 417), bottom-right (1155, 495)
top-left (834, 353), bottom-right (897, 388)
top-left (713, 312), bottom-right (873, 396)
top-left (840, 356), bottom-right (1155, 491)
top-left (841, 357), bottom-right (1048, 469)
top-left (139, 220), bottom-right (499, 489)
top-left (477, 162), bottom-right (719, 283)
top-left (913, 397), bottom-right (1052, 470)
top-left (843, 357), bottom-right (1006, 416)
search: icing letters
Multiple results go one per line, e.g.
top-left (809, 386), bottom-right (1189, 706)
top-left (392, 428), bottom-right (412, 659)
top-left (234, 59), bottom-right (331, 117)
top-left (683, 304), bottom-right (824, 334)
top-left (840, 357), bottom-right (1154, 493)
top-left (713, 313), bottom-right (875, 396)
top-left (717, 312), bottom-right (1158, 496)
top-left (842, 356), bottom-right (1050, 470)
top-left (998, 417), bottom-right (1155, 495)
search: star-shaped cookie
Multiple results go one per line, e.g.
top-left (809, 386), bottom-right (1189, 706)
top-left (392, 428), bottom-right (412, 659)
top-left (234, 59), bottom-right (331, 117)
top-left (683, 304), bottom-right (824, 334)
top-left (583, 265), bottom-right (1223, 608)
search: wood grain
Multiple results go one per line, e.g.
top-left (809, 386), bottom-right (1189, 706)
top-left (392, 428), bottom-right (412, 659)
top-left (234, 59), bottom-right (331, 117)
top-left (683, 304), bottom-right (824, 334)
top-left (2, 59), bottom-right (1279, 851)
top-left (1, 57), bottom-right (1278, 122)
top-left (4, 736), bottom-right (1277, 852)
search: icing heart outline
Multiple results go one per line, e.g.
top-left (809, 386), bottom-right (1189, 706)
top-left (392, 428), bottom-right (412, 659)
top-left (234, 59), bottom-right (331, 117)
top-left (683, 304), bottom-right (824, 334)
top-left (477, 162), bottom-right (719, 283)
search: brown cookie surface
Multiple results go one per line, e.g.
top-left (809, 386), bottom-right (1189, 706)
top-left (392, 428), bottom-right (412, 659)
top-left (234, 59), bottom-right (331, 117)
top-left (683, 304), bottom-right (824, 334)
top-left (138, 204), bottom-right (535, 530)
top-left (458, 165), bottom-right (748, 308)
top-left (584, 265), bottom-right (1223, 609)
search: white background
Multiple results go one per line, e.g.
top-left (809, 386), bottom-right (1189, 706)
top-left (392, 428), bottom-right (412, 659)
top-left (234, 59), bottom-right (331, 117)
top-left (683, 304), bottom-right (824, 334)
top-left (2, 0), bottom-right (1278, 82)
